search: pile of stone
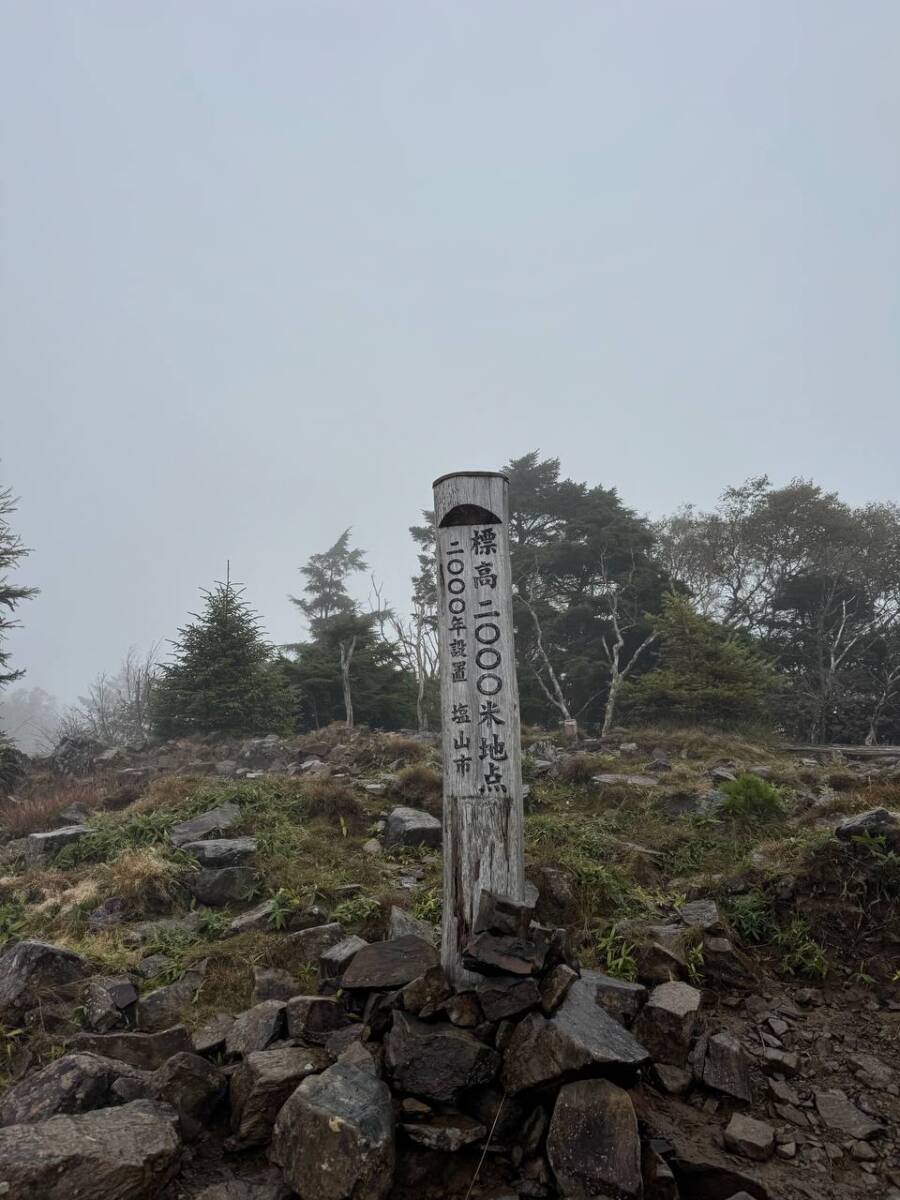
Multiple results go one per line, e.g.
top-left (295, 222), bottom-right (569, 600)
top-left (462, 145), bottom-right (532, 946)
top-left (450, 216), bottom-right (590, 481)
top-left (0, 883), bottom-right (810, 1200)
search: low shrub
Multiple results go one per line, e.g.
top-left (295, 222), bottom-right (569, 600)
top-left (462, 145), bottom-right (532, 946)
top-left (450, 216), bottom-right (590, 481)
top-left (718, 774), bottom-right (784, 820)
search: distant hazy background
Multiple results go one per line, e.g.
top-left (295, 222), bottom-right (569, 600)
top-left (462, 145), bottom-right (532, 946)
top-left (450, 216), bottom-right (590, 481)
top-left (1, 1), bottom-right (898, 707)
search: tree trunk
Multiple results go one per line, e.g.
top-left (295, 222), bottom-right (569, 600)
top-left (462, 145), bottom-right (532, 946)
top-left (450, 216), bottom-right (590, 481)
top-left (340, 636), bottom-right (357, 730)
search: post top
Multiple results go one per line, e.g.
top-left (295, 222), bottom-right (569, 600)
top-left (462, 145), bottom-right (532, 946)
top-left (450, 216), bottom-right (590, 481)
top-left (432, 470), bottom-right (509, 488)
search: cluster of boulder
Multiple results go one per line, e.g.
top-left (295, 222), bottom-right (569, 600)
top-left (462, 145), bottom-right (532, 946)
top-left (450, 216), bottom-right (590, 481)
top-left (1, 880), bottom-right (857, 1200)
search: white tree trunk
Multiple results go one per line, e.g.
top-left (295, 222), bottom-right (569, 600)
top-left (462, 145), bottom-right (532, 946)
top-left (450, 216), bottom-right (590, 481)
top-left (340, 636), bottom-right (356, 731)
top-left (433, 472), bottom-right (525, 987)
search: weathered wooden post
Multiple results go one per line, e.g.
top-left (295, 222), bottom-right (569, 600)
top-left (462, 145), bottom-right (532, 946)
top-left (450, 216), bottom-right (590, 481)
top-left (433, 471), bottom-right (526, 986)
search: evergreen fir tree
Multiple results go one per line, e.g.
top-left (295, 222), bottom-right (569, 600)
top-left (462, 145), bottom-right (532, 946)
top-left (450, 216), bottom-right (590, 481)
top-left (152, 578), bottom-right (291, 737)
top-left (0, 479), bottom-right (38, 693)
top-left (621, 593), bottom-right (775, 729)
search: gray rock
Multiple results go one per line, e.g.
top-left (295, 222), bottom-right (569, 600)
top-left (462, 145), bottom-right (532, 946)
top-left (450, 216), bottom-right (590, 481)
top-left (184, 866), bottom-right (257, 906)
top-left (319, 935), bottom-right (368, 983)
top-left (387, 907), bottom-right (433, 942)
top-left (591, 773), bottom-right (659, 788)
top-left (0, 1053), bottom-right (146, 1126)
top-left (401, 1114), bottom-right (486, 1152)
top-left (385, 1011), bottom-right (500, 1104)
top-left (701, 1031), bottom-right (752, 1102)
top-left (475, 890), bottom-right (534, 938)
top-left (814, 1088), bottom-right (884, 1139)
top-left (148, 1052), bottom-right (226, 1140)
top-left (384, 806), bottom-right (441, 849)
top-left (72, 1025), bottom-right (193, 1070)
top-left (192, 1013), bottom-right (235, 1056)
top-left (270, 1061), bottom-right (394, 1200)
top-left (285, 995), bottom-right (350, 1044)
top-left (282, 923), bottom-right (344, 967)
top-left (83, 976), bottom-right (137, 1032)
top-left (88, 897), bottom-right (129, 931)
top-left (400, 965), bottom-right (452, 1016)
top-left (835, 808), bottom-right (900, 849)
top-left (539, 963), bottom-right (579, 1014)
top-left (678, 899), bottom-right (723, 933)
top-left (169, 802), bottom-right (242, 847)
top-left (225, 1001), bottom-right (286, 1058)
top-left (252, 968), bottom-right (302, 1004)
top-left (180, 837), bottom-right (258, 868)
top-left (462, 931), bottom-right (547, 977)
top-left (230, 1045), bottom-right (330, 1147)
top-left (342, 935), bottom-right (439, 990)
top-left (476, 975), bottom-right (541, 1022)
top-left (124, 912), bottom-right (204, 947)
top-left (501, 977), bottom-right (649, 1094)
top-left (137, 953), bottom-right (175, 980)
top-left (228, 900), bottom-right (276, 936)
top-left (547, 1079), bottom-right (642, 1200)
top-left (632, 981), bottom-right (701, 1067)
top-left (0, 939), bottom-right (89, 1017)
top-left (581, 968), bottom-right (648, 1026)
top-left (723, 1113), bottom-right (775, 1161)
top-left (138, 963), bottom-right (206, 1032)
top-left (0, 1099), bottom-right (182, 1199)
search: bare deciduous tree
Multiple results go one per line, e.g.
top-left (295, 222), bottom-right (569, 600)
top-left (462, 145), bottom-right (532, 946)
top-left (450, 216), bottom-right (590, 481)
top-left (59, 644), bottom-right (160, 747)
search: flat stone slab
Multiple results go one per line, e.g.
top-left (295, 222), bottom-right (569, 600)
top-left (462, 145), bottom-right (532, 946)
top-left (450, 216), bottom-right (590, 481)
top-left (184, 866), bottom-right (257, 906)
top-left (170, 802), bottom-right (242, 847)
top-left (25, 826), bottom-right (90, 862)
top-left (815, 1088), bottom-right (884, 1139)
top-left (230, 1045), bottom-right (330, 1148)
top-left (591, 773), bottom-right (659, 788)
top-left (547, 1079), bottom-right (642, 1200)
top-left (342, 935), bottom-right (439, 990)
top-left (581, 968), bottom-right (647, 1025)
top-left (384, 806), bottom-right (441, 849)
top-left (71, 1025), bottom-right (192, 1070)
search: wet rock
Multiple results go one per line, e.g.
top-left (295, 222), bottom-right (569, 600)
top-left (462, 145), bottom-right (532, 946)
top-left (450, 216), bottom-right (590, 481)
top-left (229, 1045), bottom-right (330, 1147)
top-left (180, 837), bottom-right (257, 868)
top-left (252, 968), bottom-right (301, 1004)
top-left (286, 995), bottom-right (349, 1044)
top-left (477, 974), bottom-right (541, 1022)
top-left (724, 1113), bottom-right (775, 1161)
top-left (226, 1002), bottom-right (286, 1058)
top-left (401, 1114), bottom-right (485, 1152)
top-left (814, 1089), bottom-right (884, 1139)
top-left (184, 866), bottom-right (257, 906)
top-left (475, 890), bottom-right (534, 938)
top-left (384, 806), bottom-right (441, 849)
top-left (192, 1013), bottom-right (235, 1056)
top-left (169, 801), bottom-right (241, 847)
top-left (547, 1079), bottom-right (642, 1200)
top-left (0, 1053), bottom-right (145, 1126)
top-left (319, 935), bottom-right (368, 984)
top-left (582, 969), bottom-right (647, 1026)
top-left (385, 1011), bottom-right (500, 1104)
top-left (25, 825), bottom-right (90, 862)
top-left (502, 977), bottom-right (649, 1094)
top-left (270, 1060), bottom-right (394, 1200)
top-left (228, 900), bottom-right (276, 936)
top-left (0, 1098), bottom-right (182, 1199)
top-left (138, 963), bottom-right (206, 1033)
top-left (387, 907), bottom-right (433, 942)
top-left (462, 932), bottom-right (547, 977)
top-left (72, 1025), bottom-right (193, 1070)
top-left (342, 935), bottom-right (439, 990)
top-left (0, 939), bottom-right (89, 1017)
top-left (540, 963), bottom-right (578, 1014)
top-left (632, 982), bottom-right (701, 1068)
top-left (700, 1031), bottom-right (751, 1102)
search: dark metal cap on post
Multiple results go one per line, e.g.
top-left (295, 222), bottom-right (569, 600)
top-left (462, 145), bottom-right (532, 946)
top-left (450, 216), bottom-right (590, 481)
top-left (432, 471), bottom-right (525, 987)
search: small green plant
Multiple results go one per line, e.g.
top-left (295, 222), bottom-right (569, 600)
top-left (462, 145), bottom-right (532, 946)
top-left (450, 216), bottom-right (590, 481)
top-left (726, 891), bottom-right (777, 943)
top-left (0, 896), bottom-right (28, 942)
top-left (685, 940), bottom-right (705, 985)
top-left (411, 887), bottom-right (442, 925)
top-left (331, 895), bottom-right (381, 929)
top-left (594, 926), bottom-right (637, 981)
top-left (268, 888), bottom-right (302, 931)
top-left (197, 909), bottom-right (231, 940)
top-left (718, 774), bottom-right (783, 820)
top-left (774, 917), bottom-right (828, 980)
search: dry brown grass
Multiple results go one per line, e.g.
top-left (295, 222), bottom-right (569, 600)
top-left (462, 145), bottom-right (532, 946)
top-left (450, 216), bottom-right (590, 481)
top-left (301, 780), bottom-right (365, 829)
top-left (129, 776), bottom-right (196, 815)
top-left (393, 763), bottom-right (442, 814)
top-left (0, 779), bottom-right (104, 838)
top-left (556, 754), bottom-right (606, 784)
top-left (383, 735), bottom-right (428, 764)
top-left (624, 725), bottom-right (782, 763)
top-left (96, 847), bottom-right (185, 913)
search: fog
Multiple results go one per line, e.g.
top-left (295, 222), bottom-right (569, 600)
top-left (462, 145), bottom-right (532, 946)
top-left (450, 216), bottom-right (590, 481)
top-left (1, 1), bottom-right (898, 707)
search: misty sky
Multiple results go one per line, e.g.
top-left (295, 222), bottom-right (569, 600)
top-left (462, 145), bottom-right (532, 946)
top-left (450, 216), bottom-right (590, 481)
top-left (1, 1), bottom-right (899, 705)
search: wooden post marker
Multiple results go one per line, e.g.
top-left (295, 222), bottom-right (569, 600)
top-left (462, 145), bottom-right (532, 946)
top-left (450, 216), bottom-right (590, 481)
top-left (433, 471), bottom-right (526, 986)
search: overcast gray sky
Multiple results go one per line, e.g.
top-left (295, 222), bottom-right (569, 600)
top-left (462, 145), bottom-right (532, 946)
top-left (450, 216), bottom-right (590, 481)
top-left (2, 0), bottom-right (898, 704)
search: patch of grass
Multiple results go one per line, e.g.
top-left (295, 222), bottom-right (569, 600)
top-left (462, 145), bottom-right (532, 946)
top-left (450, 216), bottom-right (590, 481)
top-left (725, 891), bottom-right (778, 943)
top-left (331, 894), bottom-right (382, 934)
top-left (591, 925), bottom-right (637, 980)
top-left (555, 754), bottom-right (606, 785)
top-left (383, 736), bottom-right (428, 764)
top-left (392, 764), bottom-right (442, 813)
top-left (0, 779), bottom-right (103, 838)
top-left (717, 774), bottom-right (784, 820)
top-left (96, 847), bottom-right (185, 913)
top-left (411, 887), bottom-right (442, 925)
top-left (774, 917), bottom-right (828, 980)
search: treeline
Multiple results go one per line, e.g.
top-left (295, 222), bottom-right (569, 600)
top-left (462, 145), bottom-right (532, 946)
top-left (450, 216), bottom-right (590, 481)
top-left (2, 454), bottom-right (900, 751)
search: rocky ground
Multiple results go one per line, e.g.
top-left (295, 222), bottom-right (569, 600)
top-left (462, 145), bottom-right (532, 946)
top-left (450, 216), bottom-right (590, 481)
top-left (0, 725), bottom-right (897, 1199)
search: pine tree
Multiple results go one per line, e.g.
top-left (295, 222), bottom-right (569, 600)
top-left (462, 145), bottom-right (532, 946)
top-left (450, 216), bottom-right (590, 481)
top-left (152, 578), bottom-right (291, 737)
top-left (620, 593), bottom-right (775, 729)
top-left (1, 480), bottom-right (38, 693)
